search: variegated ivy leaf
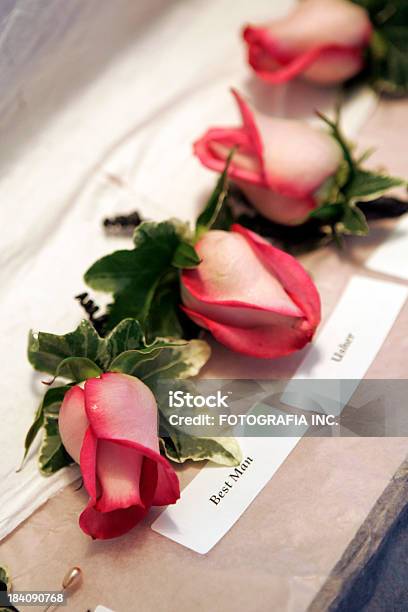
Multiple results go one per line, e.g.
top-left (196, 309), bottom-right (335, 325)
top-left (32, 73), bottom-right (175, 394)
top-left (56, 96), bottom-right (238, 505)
top-left (110, 339), bottom-right (211, 383)
top-left (100, 318), bottom-right (145, 369)
top-left (38, 415), bottom-right (74, 476)
top-left (160, 429), bottom-right (242, 466)
top-left (28, 320), bottom-right (100, 376)
top-left (22, 385), bottom-right (72, 465)
top-left (28, 318), bottom-right (156, 381)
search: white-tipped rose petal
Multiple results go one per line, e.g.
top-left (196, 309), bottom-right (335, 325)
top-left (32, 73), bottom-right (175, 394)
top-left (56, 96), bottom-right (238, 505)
top-left (181, 225), bottom-right (321, 358)
top-left (182, 230), bottom-right (303, 327)
top-left (59, 386), bottom-right (88, 464)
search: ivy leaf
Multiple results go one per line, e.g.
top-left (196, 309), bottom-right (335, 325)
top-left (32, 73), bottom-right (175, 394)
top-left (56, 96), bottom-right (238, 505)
top-left (195, 153), bottom-right (234, 240)
top-left (39, 415), bottom-right (74, 475)
top-left (351, 0), bottom-right (408, 95)
top-left (84, 220), bottom-right (198, 335)
top-left (28, 320), bottom-right (100, 376)
top-left (22, 385), bottom-right (71, 465)
top-left (52, 357), bottom-right (102, 384)
top-left (100, 318), bottom-right (145, 368)
top-left (111, 339), bottom-right (210, 383)
top-left (28, 318), bottom-right (151, 381)
top-left (160, 425), bottom-right (242, 466)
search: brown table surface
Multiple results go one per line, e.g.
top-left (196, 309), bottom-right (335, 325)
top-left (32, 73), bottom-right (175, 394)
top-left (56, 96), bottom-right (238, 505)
top-left (1, 98), bottom-right (408, 612)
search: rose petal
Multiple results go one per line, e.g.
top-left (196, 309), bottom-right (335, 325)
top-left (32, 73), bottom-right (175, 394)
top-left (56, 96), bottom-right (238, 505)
top-left (182, 305), bottom-right (313, 359)
top-left (182, 229), bottom-right (303, 321)
top-left (95, 440), bottom-right (145, 513)
top-left (233, 224), bottom-right (321, 327)
top-left (79, 503), bottom-right (149, 541)
top-left (84, 373), bottom-right (179, 506)
top-left (254, 113), bottom-right (343, 198)
top-left (194, 128), bottom-right (265, 187)
top-left (236, 182), bottom-right (316, 226)
top-left (58, 386), bottom-right (88, 464)
top-left (79, 428), bottom-right (158, 540)
top-left (84, 372), bottom-right (158, 445)
top-left (181, 226), bottom-right (321, 359)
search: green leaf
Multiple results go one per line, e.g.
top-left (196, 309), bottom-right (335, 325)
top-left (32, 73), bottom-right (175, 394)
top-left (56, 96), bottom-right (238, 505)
top-left (195, 153), bottom-right (233, 240)
top-left (316, 112), bottom-right (406, 240)
top-left (28, 320), bottom-right (100, 376)
top-left (22, 385), bottom-right (71, 464)
top-left (310, 202), bottom-right (345, 223)
top-left (85, 220), bottom-right (181, 294)
top-left (27, 318), bottom-right (151, 380)
top-left (84, 220), bottom-right (194, 333)
top-left (171, 241), bottom-right (201, 269)
top-left (53, 357), bottom-right (102, 384)
top-left (39, 415), bottom-right (74, 475)
top-left (344, 169), bottom-right (405, 201)
top-left (338, 205), bottom-right (370, 236)
top-left (160, 427), bottom-right (242, 466)
top-left (100, 318), bottom-right (145, 368)
top-left (111, 339), bottom-right (211, 383)
top-left (143, 270), bottom-right (184, 340)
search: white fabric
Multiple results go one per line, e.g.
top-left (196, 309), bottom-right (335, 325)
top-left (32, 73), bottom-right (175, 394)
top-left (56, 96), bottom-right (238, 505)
top-left (0, 0), bottom-right (376, 540)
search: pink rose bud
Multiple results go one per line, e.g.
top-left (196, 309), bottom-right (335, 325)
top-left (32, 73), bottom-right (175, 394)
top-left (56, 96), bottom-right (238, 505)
top-left (243, 0), bottom-right (372, 85)
top-left (181, 224), bottom-right (321, 359)
top-left (194, 89), bottom-right (343, 225)
top-left (59, 373), bottom-right (180, 540)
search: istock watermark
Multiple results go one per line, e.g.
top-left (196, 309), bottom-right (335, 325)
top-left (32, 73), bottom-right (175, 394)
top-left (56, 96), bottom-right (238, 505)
top-left (168, 389), bottom-right (231, 409)
top-left (158, 379), bottom-right (408, 438)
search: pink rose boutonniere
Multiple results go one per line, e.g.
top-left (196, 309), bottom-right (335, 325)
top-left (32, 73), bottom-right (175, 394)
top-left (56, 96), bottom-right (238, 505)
top-left (59, 373), bottom-right (180, 540)
top-left (181, 225), bottom-right (321, 359)
top-left (194, 89), bottom-right (343, 226)
top-left (243, 0), bottom-right (372, 85)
